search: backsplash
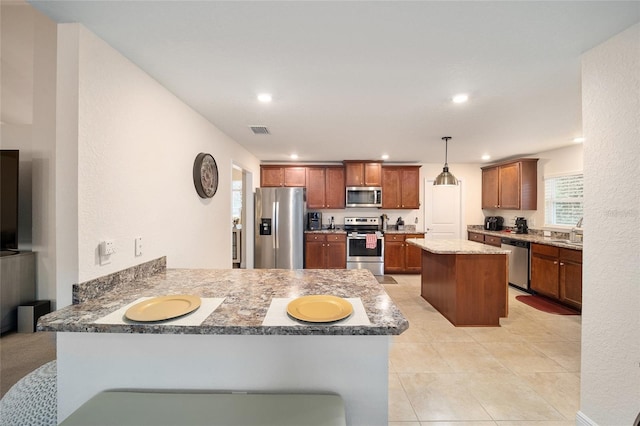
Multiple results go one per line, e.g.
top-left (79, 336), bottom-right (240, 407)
top-left (73, 256), bottom-right (166, 304)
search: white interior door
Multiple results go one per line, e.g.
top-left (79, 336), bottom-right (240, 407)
top-left (424, 179), bottom-right (463, 240)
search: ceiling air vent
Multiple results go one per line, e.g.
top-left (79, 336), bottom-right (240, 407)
top-left (249, 126), bottom-right (270, 135)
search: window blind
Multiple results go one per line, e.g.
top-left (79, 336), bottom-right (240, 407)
top-left (544, 173), bottom-right (583, 226)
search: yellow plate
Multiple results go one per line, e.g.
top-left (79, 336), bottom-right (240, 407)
top-left (124, 295), bottom-right (201, 322)
top-left (287, 295), bottom-right (353, 323)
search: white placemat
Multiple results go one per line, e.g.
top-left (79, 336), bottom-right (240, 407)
top-left (94, 297), bottom-right (225, 326)
top-left (262, 297), bottom-right (371, 326)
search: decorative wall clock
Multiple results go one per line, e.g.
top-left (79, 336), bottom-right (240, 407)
top-left (193, 152), bottom-right (218, 198)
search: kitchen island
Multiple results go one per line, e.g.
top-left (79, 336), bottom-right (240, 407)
top-left (406, 239), bottom-right (509, 327)
top-left (38, 267), bottom-right (408, 425)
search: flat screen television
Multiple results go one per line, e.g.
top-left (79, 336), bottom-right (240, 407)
top-left (1, 150), bottom-right (19, 252)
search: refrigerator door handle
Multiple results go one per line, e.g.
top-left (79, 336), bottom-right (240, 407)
top-left (274, 201), bottom-right (279, 249)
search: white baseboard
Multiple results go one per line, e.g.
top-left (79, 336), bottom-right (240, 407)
top-left (576, 411), bottom-right (597, 426)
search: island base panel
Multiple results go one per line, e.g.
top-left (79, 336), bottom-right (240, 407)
top-left (57, 333), bottom-right (390, 426)
top-left (420, 251), bottom-right (508, 326)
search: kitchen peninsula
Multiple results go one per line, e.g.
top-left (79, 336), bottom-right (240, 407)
top-left (38, 264), bottom-right (408, 425)
top-left (406, 239), bottom-right (509, 327)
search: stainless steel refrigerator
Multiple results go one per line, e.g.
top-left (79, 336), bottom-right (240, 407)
top-left (254, 187), bottom-right (305, 269)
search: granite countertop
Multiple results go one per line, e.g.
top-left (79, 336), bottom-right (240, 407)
top-left (407, 238), bottom-right (510, 255)
top-left (305, 228), bottom-right (424, 235)
top-left (305, 229), bottom-right (347, 234)
top-left (467, 226), bottom-right (583, 250)
top-left (383, 229), bottom-right (425, 235)
top-left (37, 268), bottom-right (408, 336)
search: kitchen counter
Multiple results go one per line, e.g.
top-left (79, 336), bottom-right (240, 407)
top-left (305, 228), bottom-right (425, 235)
top-left (382, 229), bottom-right (425, 235)
top-left (43, 266), bottom-right (406, 425)
top-left (38, 268), bottom-right (406, 335)
top-left (407, 238), bottom-right (509, 326)
top-left (305, 229), bottom-right (347, 234)
top-left (407, 238), bottom-right (510, 254)
top-left (467, 226), bottom-right (583, 250)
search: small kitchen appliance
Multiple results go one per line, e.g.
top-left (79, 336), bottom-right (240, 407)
top-left (345, 187), bottom-right (382, 208)
top-left (307, 212), bottom-right (322, 230)
top-left (515, 217), bottom-right (528, 234)
top-left (484, 216), bottom-right (504, 231)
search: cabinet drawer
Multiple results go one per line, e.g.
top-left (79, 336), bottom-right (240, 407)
top-left (326, 234), bottom-right (346, 242)
top-left (560, 248), bottom-right (582, 263)
top-left (532, 243), bottom-right (559, 258)
top-left (305, 234), bottom-right (326, 242)
top-left (385, 234), bottom-right (405, 242)
top-left (484, 236), bottom-right (502, 247)
top-left (468, 232), bottom-right (485, 243)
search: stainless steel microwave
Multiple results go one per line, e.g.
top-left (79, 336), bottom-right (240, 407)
top-left (345, 187), bottom-right (382, 208)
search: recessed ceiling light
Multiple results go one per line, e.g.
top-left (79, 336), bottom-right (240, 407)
top-left (481, 154), bottom-right (491, 161)
top-left (381, 154), bottom-right (389, 160)
top-left (452, 94), bottom-right (469, 104)
top-left (290, 154), bottom-right (298, 160)
top-left (573, 137), bottom-right (585, 143)
top-left (257, 93), bottom-right (272, 103)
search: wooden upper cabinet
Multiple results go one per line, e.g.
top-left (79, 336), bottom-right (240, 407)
top-left (261, 166), bottom-right (284, 187)
top-left (382, 166), bottom-right (420, 209)
top-left (325, 167), bottom-right (345, 209)
top-left (481, 159), bottom-right (537, 210)
top-left (344, 161), bottom-right (382, 186)
top-left (498, 162), bottom-right (521, 209)
top-left (400, 167), bottom-right (420, 209)
top-left (260, 166), bottom-right (306, 187)
top-left (284, 167), bottom-right (306, 187)
top-left (481, 167), bottom-right (499, 209)
top-left (305, 167), bottom-right (327, 208)
top-left (382, 168), bottom-right (401, 208)
top-left (306, 166), bottom-right (346, 209)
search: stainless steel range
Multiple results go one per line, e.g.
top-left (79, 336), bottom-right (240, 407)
top-left (344, 217), bottom-right (384, 276)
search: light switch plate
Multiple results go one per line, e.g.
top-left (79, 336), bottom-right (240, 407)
top-left (135, 237), bottom-right (143, 256)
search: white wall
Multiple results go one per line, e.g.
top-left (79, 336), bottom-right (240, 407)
top-left (579, 23), bottom-right (639, 425)
top-left (1, 2), bottom-right (58, 305)
top-left (55, 24), bottom-right (260, 307)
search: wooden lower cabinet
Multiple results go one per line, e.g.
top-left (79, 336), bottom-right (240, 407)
top-left (384, 233), bottom-right (423, 274)
top-left (530, 243), bottom-right (582, 309)
top-left (304, 233), bottom-right (346, 269)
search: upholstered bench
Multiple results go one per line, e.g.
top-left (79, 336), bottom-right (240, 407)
top-left (59, 391), bottom-right (346, 426)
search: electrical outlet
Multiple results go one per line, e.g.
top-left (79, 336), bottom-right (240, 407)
top-left (100, 240), bottom-right (115, 256)
top-left (135, 237), bottom-right (143, 256)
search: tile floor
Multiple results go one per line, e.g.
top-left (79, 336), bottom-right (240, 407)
top-left (384, 274), bottom-right (581, 426)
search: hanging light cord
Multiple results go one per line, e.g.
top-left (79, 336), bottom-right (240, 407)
top-left (442, 136), bottom-right (451, 168)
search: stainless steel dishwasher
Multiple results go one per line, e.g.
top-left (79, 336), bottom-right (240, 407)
top-left (501, 238), bottom-right (531, 292)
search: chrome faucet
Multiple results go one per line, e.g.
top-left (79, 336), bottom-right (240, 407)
top-left (570, 217), bottom-right (584, 243)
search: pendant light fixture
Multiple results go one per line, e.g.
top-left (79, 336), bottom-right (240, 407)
top-left (434, 136), bottom-right (458, 186)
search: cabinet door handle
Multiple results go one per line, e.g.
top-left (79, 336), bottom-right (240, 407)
top-left (560, 262), bottom-right (564, 266)
top-left (554, 261), bottom-right (558, 264)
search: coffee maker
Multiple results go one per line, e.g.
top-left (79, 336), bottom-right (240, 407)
top-left (515, 217), bottom-right (528, 234)
top-left (307, 212), bottom-right (322, 230)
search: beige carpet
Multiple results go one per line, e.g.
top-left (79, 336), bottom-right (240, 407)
top-left (0, 331), bottom-right (56, 398)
